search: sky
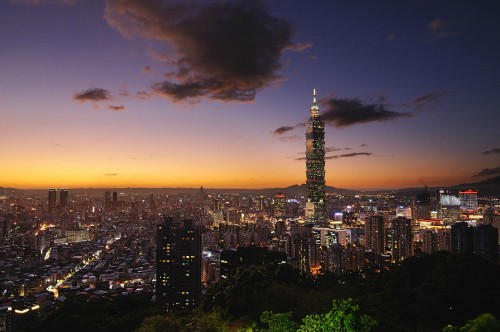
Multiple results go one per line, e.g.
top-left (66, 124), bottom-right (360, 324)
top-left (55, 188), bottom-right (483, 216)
top-left (0, 0), bottom-right (499, 190)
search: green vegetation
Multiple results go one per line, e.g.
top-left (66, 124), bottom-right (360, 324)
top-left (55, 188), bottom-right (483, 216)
top-left (28, 252), bottom-right (500, 332)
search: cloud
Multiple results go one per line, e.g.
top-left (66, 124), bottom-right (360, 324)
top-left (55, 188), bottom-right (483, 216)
top-left (8, 0), bottom-right (77, 4)
top-left (428, 18), bottom-right (461, 40)
top-left (74, 88), bottom-right (111, 102)
top-left (103, 173), bottom-right (118, 177)
top-left (286, 42), bottom-right (312, 52)
top-left (273, 126), bottom-right (295, 135)
top-left (385, 33), bottom-right (397, 42)
top-left (473, 166), bottom-right (500, 177)
top-left (325, 152), bottom-right (372, 160)
top-left (109, 105), bottom-right (125, 111)
top-left (482, 148), bottom-right (500, 155)
top-left (104, 0), bottom-right (294, 102)
top-left (360, 144), bottom-right (367, 147)
top-left (325, 147), bottom-right (351, 153)
top-left (143, 65), bottom-right (153, 74)
top-left (279, 135), bottom-right (301, 142)
top-left (321, 97), bottom-right (413, 128)
top-left (410, 89), bottom-right (451, 109)
top-left (272, 122), bottom-right (305, 135)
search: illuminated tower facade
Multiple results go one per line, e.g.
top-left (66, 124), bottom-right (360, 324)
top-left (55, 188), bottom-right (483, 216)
top-left (156, 217), bottom-right (201, 311)
top-left (48, 189), bottom-right (57, 214)
top-left (305, 89), bottom-right (326, 223)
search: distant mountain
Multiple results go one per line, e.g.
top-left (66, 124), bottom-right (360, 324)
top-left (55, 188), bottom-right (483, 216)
top-left (394, 175), bottom-right (500, 196)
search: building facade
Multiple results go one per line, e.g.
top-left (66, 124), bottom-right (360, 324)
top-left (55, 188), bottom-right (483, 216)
top-left (305, 89), bottom-right (326, 224)
top-left (156, 217), bottom-right (201, 311)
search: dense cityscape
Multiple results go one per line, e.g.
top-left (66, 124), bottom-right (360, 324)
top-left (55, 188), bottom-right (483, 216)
top-left (2, 1), bottom-right (500, 331)
top-left (1, 93), bottom-right (499, 331)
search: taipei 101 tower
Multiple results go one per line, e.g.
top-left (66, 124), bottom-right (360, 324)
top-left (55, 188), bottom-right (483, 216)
top-left (305, 89), bottom-right (327, 224)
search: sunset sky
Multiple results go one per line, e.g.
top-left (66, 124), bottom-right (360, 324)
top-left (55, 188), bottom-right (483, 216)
top-left (1, 0), bottom-right (499, 190)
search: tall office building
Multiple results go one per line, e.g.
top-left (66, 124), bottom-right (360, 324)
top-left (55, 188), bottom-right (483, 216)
top-left (59, 189), bottom-right (68, 209)
top-left (156, 217), bottom-right (201, 311)
top-left (391, 217), bottom-right (413, 263)
top-left (365, 215), bottom-right (385, 256)
top-left (473, 224), bottom-right (498, 264)
top-left (459, 190), bottom-right (478, 214)
top-left (104, 191), bottom-right (111, 212)
top-left (451, 222), bottom-right (474, 254)
top-left (305, 89), bottom-right (326, 223)
top-left (48, 189), bottom-right (57, 214)
top-left (273, 192), bottom-right (286, 217)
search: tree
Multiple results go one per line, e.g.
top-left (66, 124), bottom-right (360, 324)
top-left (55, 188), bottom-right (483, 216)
top-left (298, 299), bottom-right (377, 332)
top-left (259, 311), bottom-right (298, 332)
top-left (443, 313), bottom-right (500, 332)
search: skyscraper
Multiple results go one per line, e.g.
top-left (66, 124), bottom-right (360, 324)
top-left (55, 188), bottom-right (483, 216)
top-left (391, 217), bottom-right (413, 263)
top-left (473, 224), bottom-right (498, 264)
top-left (59, 189), bottom-right (68, 209)
top-left (273, 192), bottom-right (286, 217)
top-left (48, 189), bottom-right (57, 214)
top-left (305, 89), bottom-right (326, 223)
top-left (156, 217), bottom-right (201, 311)
top-left (365, 215), bottom-right (385, 256)
top-left (451, 221), bottom-right (473, 254)
top-left (459, 190), bottom-right (478, 214)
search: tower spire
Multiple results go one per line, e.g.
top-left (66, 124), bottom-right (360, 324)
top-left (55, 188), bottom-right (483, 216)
top-left (310, 88), bottom-right (319, 118)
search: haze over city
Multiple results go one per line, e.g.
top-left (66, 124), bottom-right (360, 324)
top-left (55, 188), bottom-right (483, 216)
top-left (1, 0), bottom-right (499, 190)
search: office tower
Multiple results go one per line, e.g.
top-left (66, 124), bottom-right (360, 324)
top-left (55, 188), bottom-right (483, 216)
top-left (112, 191), bottom-right (118, 211)
top-left (473, 224), bottom-right (499, 264)
top-left (365, 215), bottom-right (385, 255)
top-left (391, 217), bottom-right (413, 263)
top-left (459, 190), bottom-right (478, 214)
top-left (451, 222), bottom-right (473, 254)
top-left (59, 189), bottom-right (68, 209)
top-left (156, 217), bottom-right (201, 311)
top-left (104, 191), bottom-right (111, 212)
top-left (305, 89), bottom-right (326, 223)
top-left (414, 188), bottom-right (431, 220)
top-left (48, 189), bottom-right (57, 214)
top-left (258, 195), bottom-right (264, 213)
top-left (273, 192), bottom-right (286, 217)
top-left (437, 189), bottom-right (460, 222)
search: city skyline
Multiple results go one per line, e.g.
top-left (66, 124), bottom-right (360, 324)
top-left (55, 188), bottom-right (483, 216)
top-left (1, 1), bottom-right (499, 190)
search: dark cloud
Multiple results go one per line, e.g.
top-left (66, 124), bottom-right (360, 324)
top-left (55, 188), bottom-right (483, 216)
top-left (385, 33), bottom-right (397, 42)
top-left (105, 0), bottom-right (295, 102)
top-left (321, 98), bottom-right (413, 128)
top-left (473, 166), bottom-right (500, 177)
top-left (325, 147), bottom-right (351, 153)
top-left (279, 135), bottom-right (301, 142)
top-left (482, 148), bottom-right (500, 155)
top-left (325, 152), bottom-right (372, 160)
top-left (273, 123), bottom-right (305, 135)
top-left (104, 173), bottom-right (118, 177)
top-left (74, 88), bottom-right (111, 102)
top-left (109, 105), bottom-right (125, 111)
top-left (143, 65), bottom-right (153, 73)
top-left (8, 0), bottom-right (77, 5)
top-left (428, 18), bottom-right (461, 40)
top-left (273, 126), bottom-right (295, 135)
top-left (411, 89), bottom-right (451, 109)
top-left (360, 144), bottom-right (367, 147)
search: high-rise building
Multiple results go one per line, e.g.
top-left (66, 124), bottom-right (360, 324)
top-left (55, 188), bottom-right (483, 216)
top-left (365, 215), bottom-right (385, 256)
top-left (391, 217), bottom-right (413, 263)
top-left (273, 192), bottom-right (286, 217)
top-left (451, 222), bottom-right (473, 254)
top-left (473, 224), bottom-right (498, 264)
top-left (59, 189), bottom-right (68, 209)
top-left (305, 89), bottom-right (326, 224)
top-left (459, 190), bottom-right (478, 214)
top-left (48, 189), bottom-right (57, 214)
top-left (156, 217), bottom-right (201, 311)
top-left (104, 191), bottom-right (111, 212)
